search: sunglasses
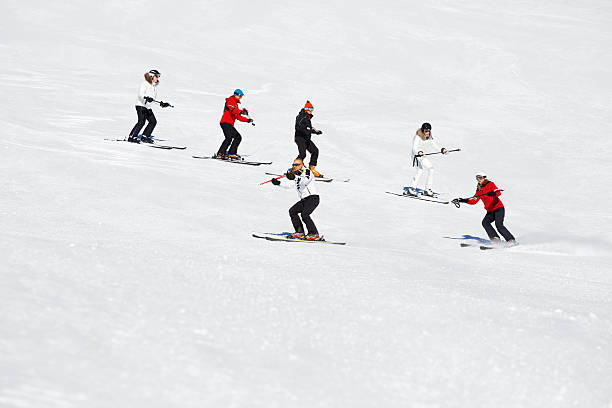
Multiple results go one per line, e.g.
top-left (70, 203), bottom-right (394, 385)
top-left (476, 175), bottom-right (485, 180)
top-left (292, 163), bottom-right (301, 167)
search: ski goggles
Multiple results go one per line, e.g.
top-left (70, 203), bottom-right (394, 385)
top-left (305, 107), bottom-right (314, 112)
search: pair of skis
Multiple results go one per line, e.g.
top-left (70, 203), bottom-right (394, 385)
top-left (263, 172), bottom-right (350, 183)
top-left (460, 241), bottom-right (518, 250)
top-left (105, 138), bottom-right (186, 150)
top-left (385, 191), bottom-right (449, 204)
top-left (192, 155), bottom-right (272, 166)
top-left (252, 232), bottom-right (346, 245)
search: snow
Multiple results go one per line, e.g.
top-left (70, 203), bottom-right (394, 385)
top-left (1, 1), bottom-right (612, 407)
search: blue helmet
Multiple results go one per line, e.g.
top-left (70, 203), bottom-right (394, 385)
top-left (234, 89), bottom-right (244, 96)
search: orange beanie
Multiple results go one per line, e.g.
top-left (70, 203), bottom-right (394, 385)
top-left (304, 100), bottom-right (314, 110)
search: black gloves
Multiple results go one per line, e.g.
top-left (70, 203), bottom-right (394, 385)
top-left (453, 198), bottom-right (469, 203)
top-left (486, 191), bottom-right (497, 197)
top-left (441, 148), bottom-right (448, 154)
top-left (313, 129), bottom-right (323, 135)
top-left (144, 96), bottom-right (154, 103)
top-left (246, 118), bottom-right (253, 123)
top-left (240, 109), bottom-right (249, 115)
top-left (285, 171), bottom-right (296, 180)
top-left (160, 101), bottom-right (170, 108)
top-left (271, 178), bottom-right (281, 186)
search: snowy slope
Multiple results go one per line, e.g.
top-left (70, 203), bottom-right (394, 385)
top-left (1, 1), bottom-right (612, 407)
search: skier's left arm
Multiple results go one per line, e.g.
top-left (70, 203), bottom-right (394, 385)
top-left (486, 182), bottom-right (502, 197)
top-left (431, 138), bottom-right (447, 154)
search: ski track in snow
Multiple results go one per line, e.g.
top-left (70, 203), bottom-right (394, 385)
top-left (1, 1), bottom-right (612, 408)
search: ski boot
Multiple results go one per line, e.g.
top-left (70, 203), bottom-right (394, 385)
top-left (505, 239), bottom-right (519, 247)
top-left (305, 234), bottom-right (323, 241)
top-left (127, 135), bottom-right (140, 143)
top-left (423, 188), bottom-right (436, 197)
top-left (289, 232), bottom-right (305, 239)
top-left (228, 154), bottom-right (242, 161)
top-left (216, 153), bottom-right (229, 160)
top-left (140, 135), bottom-right (154, 144)
top-left (309, 165), bottom-right (323, 178)
top-left (403, 187), bottom-right (419, 196)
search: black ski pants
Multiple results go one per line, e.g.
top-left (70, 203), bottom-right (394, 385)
top-left (295, 136), bottom-right (319, 167)
top-left (218, 123), bottom-right (242, 155)
top-left (289, 195), bottom-right (320, 235)
top-left (482, 207), bottom-right (515, 241)
top-left (129, 106), bottom-right (156, 138)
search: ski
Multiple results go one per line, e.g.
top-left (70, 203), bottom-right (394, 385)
top-left (385, 191), bottom-right (449, 204)
top-left (252, 232), bottom-right (346, 245)
top-left (264, 172), bottom-right (349, 183)
top-left (147, 144), bottom-right (186, 150)
top-left (192, 156), bottom-right (272, 166)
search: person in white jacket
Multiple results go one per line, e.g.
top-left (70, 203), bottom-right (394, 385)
top-left (405, 122), bottom-right (448, 196)
top-left (271, 158), bottom-right (322, 240)
top-left (127, 69), bottom-right (171, 143)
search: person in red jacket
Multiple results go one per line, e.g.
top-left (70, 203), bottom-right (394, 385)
top-left (216, 89), bottom-right (252, 159)
top-left (454, 172), bottom-right (517, 245)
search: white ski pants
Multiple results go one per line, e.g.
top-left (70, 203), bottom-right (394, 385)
top-left (410, 157), bottom-right (434, 189)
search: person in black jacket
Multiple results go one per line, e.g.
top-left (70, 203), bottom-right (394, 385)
top-left (295, 100), bottom-right (324, 177)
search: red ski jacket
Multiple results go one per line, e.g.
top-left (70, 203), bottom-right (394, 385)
top-left (220, 96), bottom-right (248, 126)
top-left (467, 180), bottom-right (504, 213)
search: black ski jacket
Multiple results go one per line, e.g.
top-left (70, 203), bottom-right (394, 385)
top-left (294, 109), bottom-right (316, 139)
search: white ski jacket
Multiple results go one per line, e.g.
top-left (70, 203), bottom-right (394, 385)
top-left (280, 168), bottom-right (318, 199)
top-left (135, 79), bottom-right (158, 108)
top-left (411, 129), bottom-right (441, 160)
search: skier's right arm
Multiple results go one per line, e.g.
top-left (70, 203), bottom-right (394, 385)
top-left (139, 83), bottom-right (153, 106)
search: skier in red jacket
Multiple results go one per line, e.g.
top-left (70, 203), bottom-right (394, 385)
top-left (216, 89), bottom-right (252, 159)
top-left (454, 172), bottom-right (517, 246)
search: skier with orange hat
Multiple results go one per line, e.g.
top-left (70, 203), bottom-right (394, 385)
top-left (294, 101), bottom-right (324, 177)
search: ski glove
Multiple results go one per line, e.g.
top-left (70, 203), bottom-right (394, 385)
top-left (271, 178), bottom-right (281, 186)
top-left (240, 109), bottom-right (249, 115)
top-left (285, 171), bottom-right (296, 180)
top-left (246, 118), bottom-right (254, 123)
top-left (313, 129), bottom-right (323, 135)
top-left (160, 102), bottom-right (171, 108)
top-left (486, 191), bottom-right (497, 197)
top-left (417, 151), bottom-right (424, 157)
top-left (456, 198), bottom-right (469, 203)
top-left (441, 148), bottom-right (448, 154)
top-left (144, 96), bottom-right (154, 103)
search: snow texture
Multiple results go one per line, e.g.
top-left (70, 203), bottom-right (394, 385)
top-left (1, 1), bottom-right (611, 407)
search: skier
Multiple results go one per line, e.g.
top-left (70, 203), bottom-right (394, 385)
top-left (294, 101), bottom-right (324, 177)
top-left (270, 158), bottom-right (322, 241)
top-left (453, 172), bottom-right (517, 246)
top-left (405, 123), bottom-right (448, 196)
top-left (216, 89), bottom-right (252, 159)
top-left (128, 69), bottom-right (172, 143)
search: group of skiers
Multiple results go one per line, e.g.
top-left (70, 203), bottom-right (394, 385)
top-left (126, 69), bottom-right (516, 245)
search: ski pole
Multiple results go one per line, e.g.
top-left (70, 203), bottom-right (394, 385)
top-left (452, 189), bottom-right (503, 208)
top-left (259, 175), bottom-right (284, 186)
top-left (422, 148), bottom-right (461, 156)
top-left (412, 149), bottom-right (461, 166)
top-left (152, 99), bottom-right (175, 108)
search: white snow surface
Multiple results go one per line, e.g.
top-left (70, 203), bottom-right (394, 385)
top-left (2, 1), bottom-right (612, 407)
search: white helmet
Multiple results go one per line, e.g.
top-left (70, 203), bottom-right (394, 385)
top-left (475, 171), bottom-right (487, 179)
